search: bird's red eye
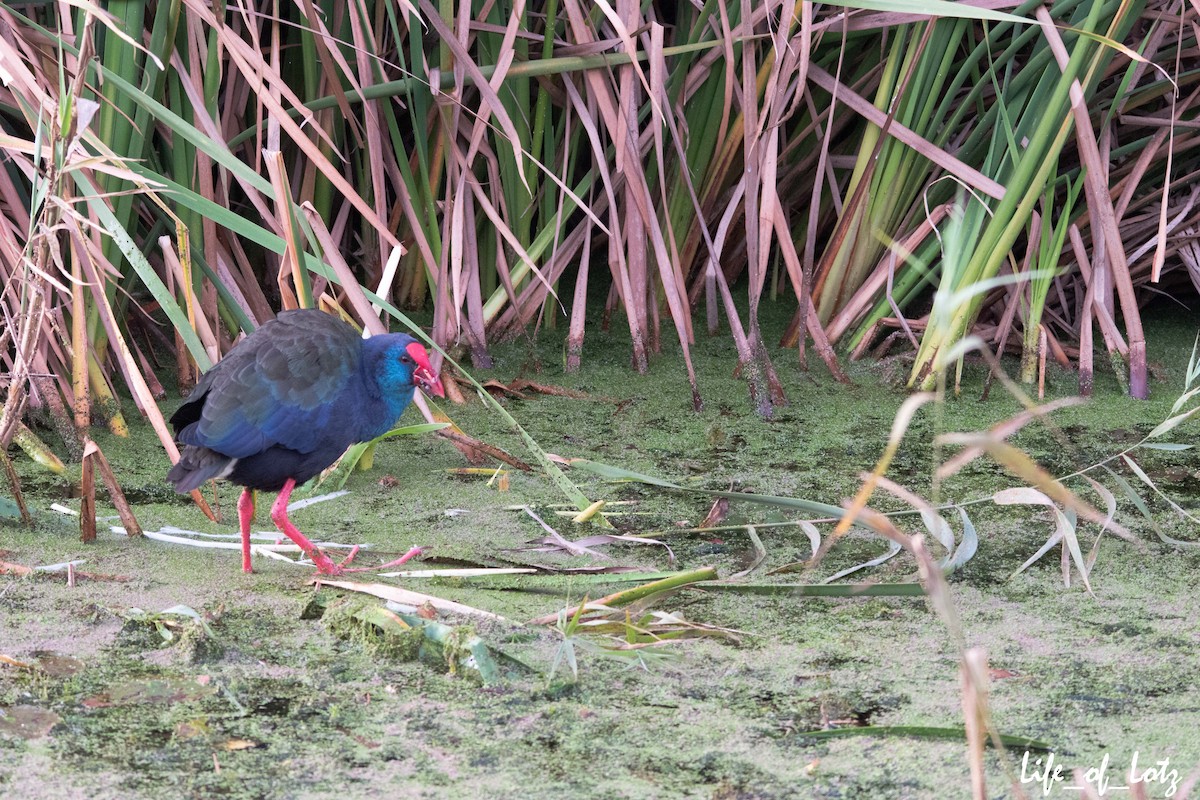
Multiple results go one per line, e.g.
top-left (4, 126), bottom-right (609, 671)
top-left (400, 354), bottom-right (413, 365)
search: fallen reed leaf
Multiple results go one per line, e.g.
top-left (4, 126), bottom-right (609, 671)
top-left (314, 579), bottom-right (510, 623)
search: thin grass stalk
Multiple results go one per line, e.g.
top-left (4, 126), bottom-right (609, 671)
top-left (911, 0), bottom-right (1112, 389)
top-left (1022, 178), bottom-right (1080, 382)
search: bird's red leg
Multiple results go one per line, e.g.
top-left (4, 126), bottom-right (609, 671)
top-left (237, 489), bottom-right (255, 574)
top-left (268, 479), bottom-right (424, 575)
top-left (270, 478), bottom-right (341, 575)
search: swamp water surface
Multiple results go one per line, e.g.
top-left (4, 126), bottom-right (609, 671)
top-left (3, 313), bottom-right (1200, 799)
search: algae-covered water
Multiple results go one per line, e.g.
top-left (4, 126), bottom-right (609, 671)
top-left (3, 309), bottom-right (1200, 799)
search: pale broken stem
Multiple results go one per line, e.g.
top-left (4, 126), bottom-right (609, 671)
top-left (961, 647), bottom-right (990, 800)
top-left (82, 440), bottom-right (142, 537)
top-left (314, 578), bottom-right (510, 623)
top-left (1038, 7), bottom-right (1147, 398)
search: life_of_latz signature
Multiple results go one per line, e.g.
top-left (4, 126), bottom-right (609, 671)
top-left (1021, 751), bottom-right (1184, 797)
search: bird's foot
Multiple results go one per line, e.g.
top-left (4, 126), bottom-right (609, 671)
top-left (309, 545), bottom-right (423, 576)
top-left (336, 546), bottom-right (361, 570)
top-left (339, 545), bottom-right (425, 574)
top-left (307, 548), bottom-right (346, 576)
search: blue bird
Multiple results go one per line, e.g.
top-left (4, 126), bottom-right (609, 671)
top-left (167, 309), bottom-right (445, 575)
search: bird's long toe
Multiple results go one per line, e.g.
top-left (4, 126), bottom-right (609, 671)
top-left (339, 545), bottom-right (425, 574)
top-left (335, 546), bottom-right (361, 569)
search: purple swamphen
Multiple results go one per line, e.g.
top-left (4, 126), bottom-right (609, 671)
top-left (166, 309), bottom-right (446, 575)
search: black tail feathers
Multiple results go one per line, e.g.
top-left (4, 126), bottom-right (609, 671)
top-left (167, 446), bottom-right (234, 494)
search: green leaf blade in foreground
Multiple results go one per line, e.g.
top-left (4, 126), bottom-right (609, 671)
top-left (568, 459), bottom-right (847, 518)
top-left (392, 610), bottom-right (533, 685)
top-left (796, 725), bottom-right (1052, 751)
top-left (697, 583), bottom-right (925, 597)
top-left (376, 423), bottom-right (452, 440)
top-left (323, 423), bottom-right (450, 491)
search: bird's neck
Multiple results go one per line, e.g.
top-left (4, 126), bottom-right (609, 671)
top-left (359, 336), bottom-right (417, 439)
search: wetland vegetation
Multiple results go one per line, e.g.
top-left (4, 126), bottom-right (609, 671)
top-left (4, 1), bottom-right (1200, 797)
top-left (5, 310), bottom-right (1200, 798)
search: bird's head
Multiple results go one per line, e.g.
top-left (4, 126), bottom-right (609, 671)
top-left (369, 334), bottom-right (446, 400)
top-left (402, 339), bottom-right (446, 398)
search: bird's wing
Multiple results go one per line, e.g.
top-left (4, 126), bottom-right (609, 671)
top-left (185, 313), bottom-right (362, 458)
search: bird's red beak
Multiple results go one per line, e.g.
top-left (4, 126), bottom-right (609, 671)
top-left (406, 342), bottom-right (445, 398)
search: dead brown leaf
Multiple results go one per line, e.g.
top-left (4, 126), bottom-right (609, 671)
top-left (699, 497), bottom-right (731, 529)
top-left (220, 739), bottom-right (259, 751)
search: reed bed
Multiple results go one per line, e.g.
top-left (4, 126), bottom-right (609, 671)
top-left (1, 0), bottom-right (1196, 457)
